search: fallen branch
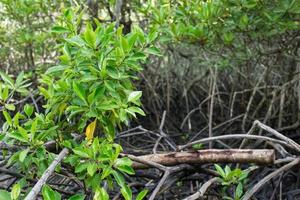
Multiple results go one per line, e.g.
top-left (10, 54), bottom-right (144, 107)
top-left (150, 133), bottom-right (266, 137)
top-left (127, 149), bottom-right (275, 169)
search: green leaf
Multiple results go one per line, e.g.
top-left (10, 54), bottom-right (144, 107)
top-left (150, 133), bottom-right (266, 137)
top-left (87, 162), bottom-right (98, 177)
top-left (42, 185), bottom-right (61, 200)
top-left (117, 165), bottom-right (135, 175)
top-left (127, 91), bottom-right (142, 102)
top-left (235, 182), bottom-right (243, 199)
top-left (9, 131), bottom-right (28, 143)
top-left (3, 111), bottom-right (12, 126)
top-left (97, 101), bottom-right (118, 111)
top-left (126, 107), bottom-right (145, 117)
top-left (73, 148), bottom-right (90, 158)
top-left (68, 194), bottom-right (85, 200)
top-left (75, 163), bottom-right (89, 173)
top-left (127, 32), bottom-right (138, 49)
top-left (214, 164), bottom-right (226, 179)
top-left (0, 87), bottom-right (9, 101)
top-left (136, 189), bottom-right (148, 200)
top-left (24, 104), bottom-right (34, 117)
top-left (93, 188), bottom-right (109, 200)
top-left (101, 167), bottom-right (113, 180)
top-left (121, 184), bottom-right (132, 200)
top-left (192, 143), bottom-right (203, 150)
top-left (84, 23), bottom-right (96, 48)
top-left (222, 32), bottom-right (234, 45)
top-left (65, 36), bottom-right (86, 47)
top-left (72, 82), bottom-right (86, 103)
top-left (238, 171), bottom-right (249, 181)
top-left (130, 52), bottom-right (146, 61)
top-left (11, 183), bottom-right (20, 200)
top-left (19, 148), bottom-right (29, 162)
top-left (38, 86), bottom-right (50, 99)
top-left (112, 170), bottom-right (125, 188)
top-left (147, 27), bottom-right (158, 43)
top-left (51, 26), bottom-right (70, 34)
top-left (15, 71), bottom-right (24, 87)
top-left (46, 65), bottom-right (68, 74)
top-left (225, 165), bottom-right (231, 176)
top-left (0, 71), bottom-right (14, 87)
top-left (115, 157), bottom-right (132, 167)
top-left (145, 47), bottom-right (162, 56)
top-left (5, 104), bottom-right (15, 111)
top-left (121, 37), bottom-right (129, 52)
top-left (0, 190), bottom-right (11, 200)
top-left (239, 15), bottom-right (249, 29)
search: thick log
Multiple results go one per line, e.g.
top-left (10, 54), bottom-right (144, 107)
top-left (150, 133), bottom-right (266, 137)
top-left (129, 149), bottom-right (275, 169)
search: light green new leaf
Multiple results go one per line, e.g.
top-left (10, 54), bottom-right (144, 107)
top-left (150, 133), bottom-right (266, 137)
top-left (0, 71), bottom-right (14, 87)
top-left (136, 189), bottom-right (148, 200)
top-left (11, 183), bottom-right (20, 200)
top-left (65, 36), bottom-right (86, 47)
top-left (24, 104), bottom-right (34, 117)
top-left (72, 82), bottom-right (86, 103)
top-left (87, 162), bottom-right (98, 177)
top-left (68, 194), bottom-right (85, 200)
top-left (121, 37), bottom-right (130, 52)
top-left (145, 47), bottom-right (162, 56)
top-left (93, 188), bottom-right (109, 200)
top-left (117, 165), bottom-right (135, 175)
top-left (112, 170), bottom-right (125, 188)
top-left (5, 104), bottom-right (15, 111)
top-left (84, 23), bottom-right (96, 48)
top-left (127, 91), bottom-right (142, 102)
top-left (214, 164), bottom-right (226, 179)
top-left (0, 86), bottom-right (9, 101)
top-left (126, 107), bottom-right (145, 116)
top-left (121, 184), bottom-right (132, 200)
top-left (3, 111), bottom-right (12, 126)
top-left (46, 65), bottom-right (68, 74)
top-left (19, 148), bottom-right (29, 162)
top-left (73, 149), bottom-right (90, 158)
top-left (235, 182), bottom-right (243, 199)
top-left (42, 185), bottom-right (61, 200)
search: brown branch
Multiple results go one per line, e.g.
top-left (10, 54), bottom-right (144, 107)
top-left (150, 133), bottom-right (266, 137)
top-left (127, 149), bottom-right (275, 169)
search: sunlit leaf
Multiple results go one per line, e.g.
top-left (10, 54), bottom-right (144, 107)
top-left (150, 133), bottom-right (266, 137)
top-left (127, 91), bottom-right (142, 102)
top-left (136, 189), bottom-right (148, 200)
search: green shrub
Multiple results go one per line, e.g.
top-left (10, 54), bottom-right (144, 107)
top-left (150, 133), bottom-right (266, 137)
top-left (0, 6), bottom-right (158, 199)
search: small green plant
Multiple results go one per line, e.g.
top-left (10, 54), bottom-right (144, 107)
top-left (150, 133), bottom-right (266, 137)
top-left (214, 164), bottom-right (249, 200)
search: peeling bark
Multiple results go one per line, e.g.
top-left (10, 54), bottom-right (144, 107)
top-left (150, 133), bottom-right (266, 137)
top-left (128, 149), bottom-right (275, 169)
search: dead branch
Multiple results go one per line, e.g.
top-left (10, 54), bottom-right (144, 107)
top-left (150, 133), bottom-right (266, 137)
top-left (240, 120), bottom-right (300, 153)
top-left (24, 148), bottom-right (69, 200)
top-left (128, 149), bottom-right (275, 169)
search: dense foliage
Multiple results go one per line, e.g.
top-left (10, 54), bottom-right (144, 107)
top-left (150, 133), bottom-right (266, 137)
top-left (0, 4), bottom-right (157, 200)
top-left (0, 0), bottom-right (299, 199)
